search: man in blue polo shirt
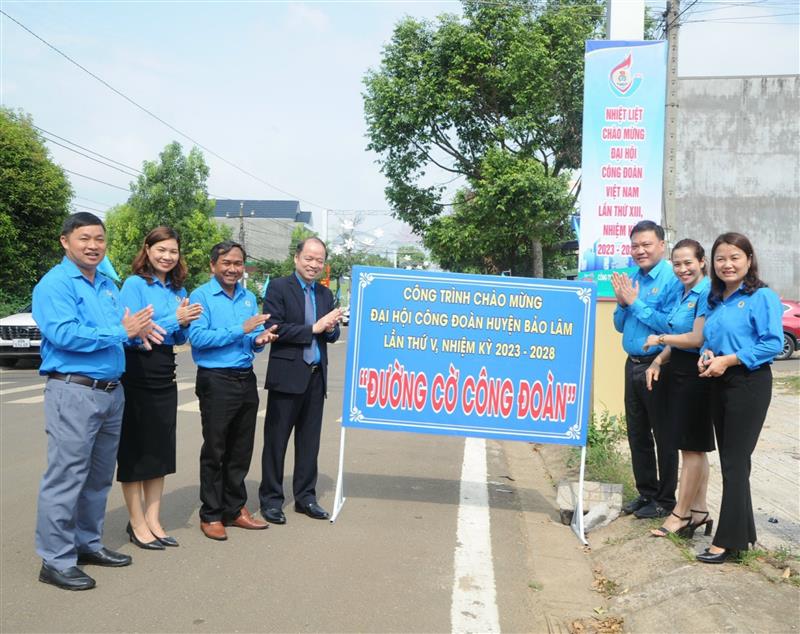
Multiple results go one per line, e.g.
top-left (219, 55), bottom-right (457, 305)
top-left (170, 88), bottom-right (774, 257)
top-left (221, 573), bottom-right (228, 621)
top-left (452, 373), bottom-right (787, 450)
top-left (189, 241), bottom-right (277, 541)
top-left (612, 220), bottom-right (680, 519)
top-left (33, 213), bottom-right (162, 591)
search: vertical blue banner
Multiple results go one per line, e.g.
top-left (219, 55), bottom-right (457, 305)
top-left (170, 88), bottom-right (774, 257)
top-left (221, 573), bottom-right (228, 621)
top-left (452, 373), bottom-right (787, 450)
top-left (578, 40), bottom-right (668, 297)
top-left (342, 268), bottom-right (597, 446)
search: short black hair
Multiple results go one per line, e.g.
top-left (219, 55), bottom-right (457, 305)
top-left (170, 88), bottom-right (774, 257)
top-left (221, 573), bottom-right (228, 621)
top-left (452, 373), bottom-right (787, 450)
top-left (210, 240), bottom-right (246, 263)
top-left (629, 220), bottom-right (665, 240)
top-left (61, 212), bottom-right (105, 237)
top-left (295, 236), bottom-right (328, 258)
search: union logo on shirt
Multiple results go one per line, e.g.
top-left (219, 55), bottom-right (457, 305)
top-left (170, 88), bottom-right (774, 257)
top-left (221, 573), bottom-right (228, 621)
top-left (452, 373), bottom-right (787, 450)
top-left (737, 300), bottom-right (746, 308)
top-left (650, 287), bottom-right (659, 295)
top-left (687, 301), bottom-right (696, 309)
top-left (245, 300), bottom-right (252, 307)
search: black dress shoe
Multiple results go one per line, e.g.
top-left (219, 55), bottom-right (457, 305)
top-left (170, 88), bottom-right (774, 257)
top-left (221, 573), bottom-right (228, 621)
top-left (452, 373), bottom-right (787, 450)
top-left (696, 548), bottom-right (739, 564)
top-left (127, 522), bottom-right (165, 550)
top-left (634, 501), bottom-right (673, 519)
top-left (156, 535), bottom-right (179, 547)
top-left (77, 547), bottom-right (132, 567)
top-left (39, 564), bottom-right (96, 591)
top-left (262, 507), bottom-right (287, 524)
top-left (621, 495), bottom-right (651, 515)
top-left (294, 501), bottom-right (330, 520)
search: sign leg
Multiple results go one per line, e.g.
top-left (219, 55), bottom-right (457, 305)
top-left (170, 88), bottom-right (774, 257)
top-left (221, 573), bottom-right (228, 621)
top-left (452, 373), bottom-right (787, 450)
top-left (330, 426), bottom-right (347, 523)
top-left (571, 445), bottom-right (589, 545)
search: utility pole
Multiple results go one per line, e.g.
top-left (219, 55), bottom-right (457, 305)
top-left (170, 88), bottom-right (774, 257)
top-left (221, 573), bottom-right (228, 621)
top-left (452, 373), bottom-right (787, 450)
top-left (238, 201), bottom-right (246, 249)
top-left (662, 0), bottom-right (680, 244)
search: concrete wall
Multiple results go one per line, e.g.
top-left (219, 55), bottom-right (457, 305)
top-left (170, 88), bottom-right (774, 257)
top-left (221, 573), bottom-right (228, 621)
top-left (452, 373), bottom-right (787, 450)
top-left (592, 300), bottom-right (626, 418)
top-left (672, 75), bottom-right (800, 298)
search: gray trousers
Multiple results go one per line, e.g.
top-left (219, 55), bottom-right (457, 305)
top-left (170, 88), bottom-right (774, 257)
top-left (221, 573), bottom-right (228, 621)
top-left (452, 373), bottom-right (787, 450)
top-left (35, 378), bottom-right (124, 569)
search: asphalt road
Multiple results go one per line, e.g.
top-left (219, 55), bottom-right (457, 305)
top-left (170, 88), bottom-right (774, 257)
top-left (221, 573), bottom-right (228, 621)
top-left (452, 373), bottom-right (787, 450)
top-left (0, 330), bottom-right (539, 633)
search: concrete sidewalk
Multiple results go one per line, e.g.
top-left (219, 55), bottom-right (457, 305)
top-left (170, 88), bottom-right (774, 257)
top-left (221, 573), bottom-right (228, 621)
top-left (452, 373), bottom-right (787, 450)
top-left (501, 360), bottom-right (800, 633)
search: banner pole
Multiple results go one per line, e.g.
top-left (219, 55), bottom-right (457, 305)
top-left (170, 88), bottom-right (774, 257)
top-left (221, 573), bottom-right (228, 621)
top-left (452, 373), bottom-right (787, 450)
top-left (330, 425), bottom-right (347, 523)
top-left (571, 445), bottom-right (588, 545)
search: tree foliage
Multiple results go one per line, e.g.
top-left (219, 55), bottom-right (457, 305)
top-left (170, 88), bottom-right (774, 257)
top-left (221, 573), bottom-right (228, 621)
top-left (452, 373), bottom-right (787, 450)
top-left (105, 142), bottom-right (229, 291)
top-left (363, 0), bottom-right (602, 276)
top-left (0, 108), bottom-right (72, 313)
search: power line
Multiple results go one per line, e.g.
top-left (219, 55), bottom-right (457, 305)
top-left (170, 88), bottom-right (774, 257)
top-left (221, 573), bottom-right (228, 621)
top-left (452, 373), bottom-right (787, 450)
top-left (72, 202), bottom-right (107, 214)
top-left (75, 194), bottom-right (116, 207)
top-left (34, 124), bottom-right (143, 174)
top-left (42, 136), bottom-right (141, 178)
top-left (0, 8), bottom-right (329, 210)
top-left (63, 169), bottom-right (131, 192)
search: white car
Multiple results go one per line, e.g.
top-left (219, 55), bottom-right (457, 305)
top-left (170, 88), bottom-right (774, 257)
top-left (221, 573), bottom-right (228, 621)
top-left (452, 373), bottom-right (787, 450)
top-left (0, 305), bottom-right (41, 367)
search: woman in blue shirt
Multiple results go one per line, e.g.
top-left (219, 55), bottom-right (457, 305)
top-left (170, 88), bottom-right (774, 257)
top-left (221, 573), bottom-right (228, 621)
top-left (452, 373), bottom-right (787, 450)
top-left (643, 239), bottom-right (715, 539)
top-left (695, 232), bottom-right (782, 563)
top-left (117, 227), bottom-right (203, 549)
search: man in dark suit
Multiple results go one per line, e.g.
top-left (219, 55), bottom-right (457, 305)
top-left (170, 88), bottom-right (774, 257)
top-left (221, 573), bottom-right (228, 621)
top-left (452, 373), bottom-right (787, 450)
top-left (259, 237), bottom-right (342, 523)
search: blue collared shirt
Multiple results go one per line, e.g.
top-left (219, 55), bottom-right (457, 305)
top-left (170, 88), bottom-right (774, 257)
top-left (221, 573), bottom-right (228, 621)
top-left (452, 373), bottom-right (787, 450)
top-left (119, 274), bottom-right (188, 346)
top-left (294, 272), bottom-right (321, 364)
top-left (33, 257), bottom-right (128, 380)
top-left (189, 277), bottom-right (264, 369)
top-left (613, 258), bottom-right (681, 355)
top-left (666, 277), bottom-right (710, 353)
top-left (702, 286), bottom-right (783, 370)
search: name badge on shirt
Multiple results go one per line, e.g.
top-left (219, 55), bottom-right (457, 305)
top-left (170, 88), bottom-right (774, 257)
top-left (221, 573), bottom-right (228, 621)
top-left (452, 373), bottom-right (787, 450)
top-left (104, 289), bottom-right (118, 309)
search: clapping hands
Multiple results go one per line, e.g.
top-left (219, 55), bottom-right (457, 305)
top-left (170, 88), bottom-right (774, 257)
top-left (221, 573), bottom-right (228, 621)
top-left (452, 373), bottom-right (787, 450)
top-left (122, 305), bottom-right (167, 351)
top-left (176, 297), bottom-right (203, 326)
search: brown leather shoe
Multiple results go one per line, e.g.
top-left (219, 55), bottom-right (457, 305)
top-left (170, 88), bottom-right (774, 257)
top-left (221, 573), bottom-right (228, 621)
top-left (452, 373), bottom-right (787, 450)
top-left (224, 508), bottom-right (269, 530)
top-left (200, 521), bottom-right (227, 541)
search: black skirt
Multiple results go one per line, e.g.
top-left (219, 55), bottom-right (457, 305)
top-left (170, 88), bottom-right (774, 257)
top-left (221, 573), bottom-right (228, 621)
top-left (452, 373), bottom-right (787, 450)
top-left (668, 348), bottom-right (715, 452)
top-left (117, 345), bottom-right (178, 482)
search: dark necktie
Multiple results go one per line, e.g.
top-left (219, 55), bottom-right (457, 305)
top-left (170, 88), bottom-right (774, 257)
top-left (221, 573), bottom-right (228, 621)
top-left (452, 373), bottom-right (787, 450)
top-left (303, 285), bottom-right (318, 365)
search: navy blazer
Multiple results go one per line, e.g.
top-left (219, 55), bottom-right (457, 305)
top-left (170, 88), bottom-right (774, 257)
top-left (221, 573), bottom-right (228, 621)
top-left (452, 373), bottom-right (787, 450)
top-left (263, 274), bottom-right (340, 395)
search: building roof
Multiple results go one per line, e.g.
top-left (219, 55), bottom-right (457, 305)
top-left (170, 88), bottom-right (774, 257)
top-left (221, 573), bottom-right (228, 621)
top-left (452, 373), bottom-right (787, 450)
top-left (214, 199), bottom-right (312, 225)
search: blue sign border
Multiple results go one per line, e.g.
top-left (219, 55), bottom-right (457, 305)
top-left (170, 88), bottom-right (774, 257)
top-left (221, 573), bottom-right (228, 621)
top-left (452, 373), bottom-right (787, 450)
top-left (341, 267), bottom-right (596, 446)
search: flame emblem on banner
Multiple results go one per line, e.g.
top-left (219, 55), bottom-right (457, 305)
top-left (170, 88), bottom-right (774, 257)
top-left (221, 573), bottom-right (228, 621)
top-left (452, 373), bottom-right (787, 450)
top-left (609, 53), bottom-right (642, 97)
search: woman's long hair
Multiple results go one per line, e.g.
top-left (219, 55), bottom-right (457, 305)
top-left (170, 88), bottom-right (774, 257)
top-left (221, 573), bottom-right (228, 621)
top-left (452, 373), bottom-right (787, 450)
top-left (130, 226), bottom-right (188, 290)
top-left (708, 232), bottom-right (766, 307)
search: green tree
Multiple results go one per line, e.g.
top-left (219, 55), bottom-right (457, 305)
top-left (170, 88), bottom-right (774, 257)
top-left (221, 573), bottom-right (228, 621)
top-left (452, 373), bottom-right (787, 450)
top-left (105, 142), bottom-right (229, 291)
top-left (363, 0), bottom-right (601, 276)
top-left (425, 149), bottom-right (574, 276)
top-left (396, 245), bottom-right (428, 269)
top-left (0, 108), bottom-right (72, 313)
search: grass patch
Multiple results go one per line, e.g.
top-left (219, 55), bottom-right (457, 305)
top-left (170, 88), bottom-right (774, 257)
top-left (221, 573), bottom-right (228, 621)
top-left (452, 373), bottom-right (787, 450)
top-left (528, 580), bottom-right (543, 591)
top-left (774, 375), bottom-right (800, 394)
top-left (737, 548), bottom-right (768, 567)
top-left (569, 411), bottom-right (636, 500)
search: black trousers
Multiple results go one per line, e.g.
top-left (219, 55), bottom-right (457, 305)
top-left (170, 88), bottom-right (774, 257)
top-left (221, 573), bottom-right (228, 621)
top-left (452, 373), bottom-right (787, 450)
top-left (710, 364), bottom-right (772, 551)
top-left (259, 369), bottom-right (325, 510)
top-left (196, 367), bottom-right (259, 522)
top-left (624, 358), bottom-right (678, 506)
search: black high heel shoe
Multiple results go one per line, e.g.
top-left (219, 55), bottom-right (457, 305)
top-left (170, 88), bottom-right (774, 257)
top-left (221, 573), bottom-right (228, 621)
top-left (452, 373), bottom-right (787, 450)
top-left (650, 511), bottom-right (691, 537)
top-left (679, 509), bottom-right (714, 538)
top-left (696, 547), bottom-right (738, 564)
top-left (155, 535), bottom-right (179, 547)
top-left (126, 522), bottom-right (165, 550)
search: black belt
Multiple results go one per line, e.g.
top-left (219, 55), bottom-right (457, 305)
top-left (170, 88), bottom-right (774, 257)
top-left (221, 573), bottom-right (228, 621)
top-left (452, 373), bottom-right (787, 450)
top-left (49, 372), bottom-right (120, 392)
top-left (198, 366), bottom-right (253, 378)
top-left (628, 354), bottom-right (657, 364)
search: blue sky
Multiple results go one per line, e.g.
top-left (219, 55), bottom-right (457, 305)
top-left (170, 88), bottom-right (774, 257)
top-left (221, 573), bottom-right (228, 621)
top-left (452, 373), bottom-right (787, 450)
top-left (1, 1), bottom-right (798, 254)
